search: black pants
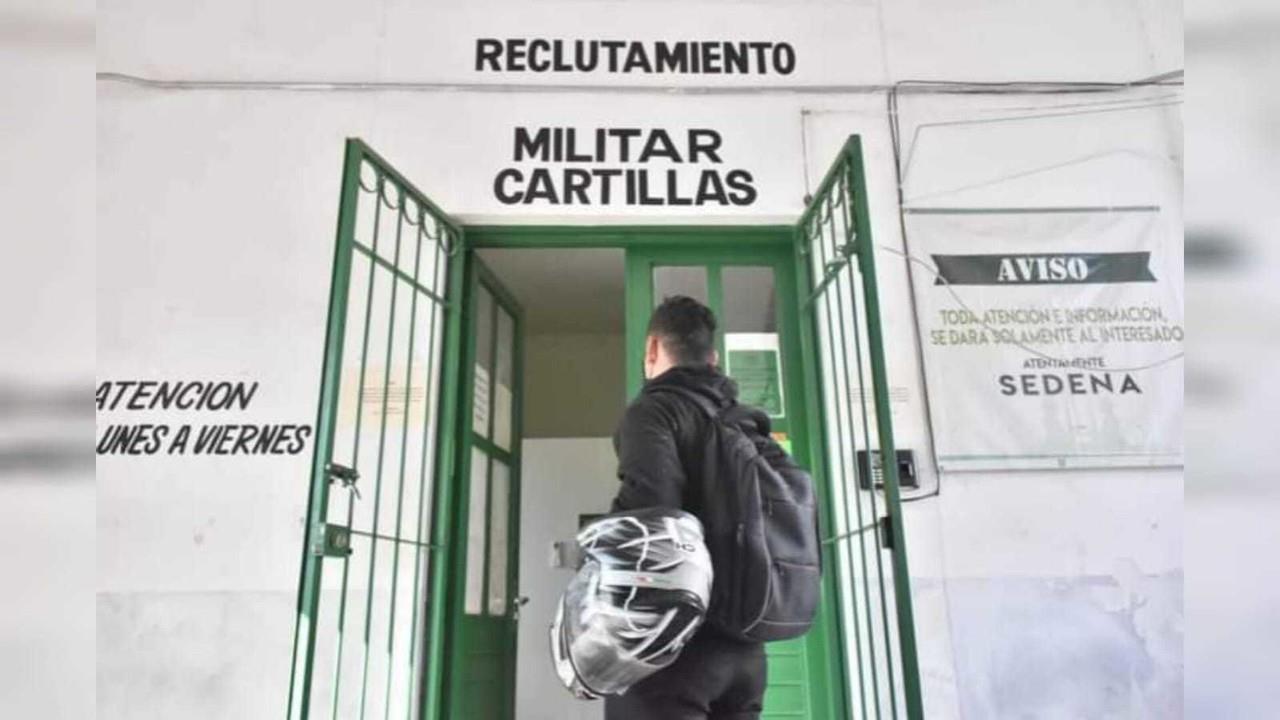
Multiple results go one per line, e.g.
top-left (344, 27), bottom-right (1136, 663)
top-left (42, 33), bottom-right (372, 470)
top-left (604, 633), bottom-right (767, 720)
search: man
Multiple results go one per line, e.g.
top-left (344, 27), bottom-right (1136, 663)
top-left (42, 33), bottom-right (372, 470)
top-left (606, 295), bottom-right (791, 720)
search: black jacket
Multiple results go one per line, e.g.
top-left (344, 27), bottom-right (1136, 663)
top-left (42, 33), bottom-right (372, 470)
top-left (611, 365), bottom-right (791, 515)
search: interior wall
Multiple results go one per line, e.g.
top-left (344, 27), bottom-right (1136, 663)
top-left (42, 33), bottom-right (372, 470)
top-left (524, 334), bottom-right (625, 438)
top-left (514, 439), bottom-right (616, 720)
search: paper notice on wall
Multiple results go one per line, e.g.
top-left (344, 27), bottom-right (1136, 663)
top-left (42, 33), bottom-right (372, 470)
top-left (906, 209), bottom-right (1184, 470)
top-left (472, 365), bottom-right (491, 436)
top-left (725, 333), bottom-right (784, 418)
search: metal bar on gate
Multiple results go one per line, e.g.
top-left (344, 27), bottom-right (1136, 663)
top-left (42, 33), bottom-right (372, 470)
top-left (289, 137), bottom-right (363, 720)
top-left (347, 527), bottom-right (439, 551)
top-left (404, 224), bottom-right (447, 719)
top-left (357, 183), bottom-right (409, 719)
top-left (840, 160), bottom-right (900, 720)
top-left (826, 171), bottom-right (885, 719)
top-left (813, 193), bottom-right (874, 720)
top-left (330, 167), bottom-right (388, 720)
top-left (821, 521), bottom-right (881, 546)
top-left (382, 204), bottom-right (427, 718)
top-left (846, 137), bottom-right (925, 720)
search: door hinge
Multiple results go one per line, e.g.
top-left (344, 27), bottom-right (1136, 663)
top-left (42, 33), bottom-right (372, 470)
top-left (311, 522), bottom-right (354, 558)
top-left (878, 515), bottom-right (894, 551)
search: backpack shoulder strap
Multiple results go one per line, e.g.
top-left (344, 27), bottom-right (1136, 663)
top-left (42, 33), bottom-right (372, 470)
top-left (648, 385), bottom-right (721, 421)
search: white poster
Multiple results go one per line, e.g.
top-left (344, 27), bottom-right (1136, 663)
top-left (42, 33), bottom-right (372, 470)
top-left (907, 209), bottom-right (1184, 470)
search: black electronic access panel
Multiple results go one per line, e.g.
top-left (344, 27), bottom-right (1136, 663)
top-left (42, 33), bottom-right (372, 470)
top-left (855, 449), bottom-right (918, 491)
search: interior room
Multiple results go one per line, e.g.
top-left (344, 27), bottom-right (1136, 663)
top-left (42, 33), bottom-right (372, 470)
top-left (476, 247), bottom-right (625, 720)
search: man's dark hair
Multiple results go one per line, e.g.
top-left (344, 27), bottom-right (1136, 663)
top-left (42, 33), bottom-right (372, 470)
top-left (648, 295), bottom-right (718, 366)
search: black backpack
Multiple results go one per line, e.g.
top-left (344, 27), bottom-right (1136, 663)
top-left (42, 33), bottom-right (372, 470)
top-left (656, 386), bottom-right (822, 642)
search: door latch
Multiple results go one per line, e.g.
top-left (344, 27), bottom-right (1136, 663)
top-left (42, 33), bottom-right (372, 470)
top-left (311, 522), bottom-right (354, 558)
top-left (513, 595), bottom-right (530, 621)
top-left (878, 515), bottom-right (894, 551)
top-left (326, 462), bottom-right (361, 499)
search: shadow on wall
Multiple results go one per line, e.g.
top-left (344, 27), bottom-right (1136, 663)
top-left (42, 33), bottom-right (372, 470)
top-left (944, 570), bottom-right (1183, 718)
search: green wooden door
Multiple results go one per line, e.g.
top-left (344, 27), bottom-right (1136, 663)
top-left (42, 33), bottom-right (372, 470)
top-left (624, 245), bottom-right (849, 720)
top-left (442, 258), bottom-right (525, 720)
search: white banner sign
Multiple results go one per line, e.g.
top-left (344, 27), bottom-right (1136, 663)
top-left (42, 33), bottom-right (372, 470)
top-left (907, 209), bottom-right (1184, 470)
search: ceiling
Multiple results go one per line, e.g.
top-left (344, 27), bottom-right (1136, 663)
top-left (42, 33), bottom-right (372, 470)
top-left (477, 248), bottom-right (625, 334)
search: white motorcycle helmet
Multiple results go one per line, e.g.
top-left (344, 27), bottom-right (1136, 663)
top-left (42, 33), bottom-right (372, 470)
top-left (550, 508), bottom-right (714, 700)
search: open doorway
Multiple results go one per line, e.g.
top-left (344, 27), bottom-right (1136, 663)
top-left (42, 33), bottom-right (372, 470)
top-left (477, 247), bottom-right (626, 720)
top-left (461, 240), bottom-right (847, 720)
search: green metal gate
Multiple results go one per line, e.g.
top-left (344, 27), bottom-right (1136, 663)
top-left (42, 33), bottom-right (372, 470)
top-left (288, 139), bottom-right (464, 720)
top-left (794, 136), bottom-right (925, 720)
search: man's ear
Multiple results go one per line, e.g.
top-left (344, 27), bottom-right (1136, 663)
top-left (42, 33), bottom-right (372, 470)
top-left (645, 335), bottom-right (660, 362)
top-left (709, 349), bottom-right (720, 368)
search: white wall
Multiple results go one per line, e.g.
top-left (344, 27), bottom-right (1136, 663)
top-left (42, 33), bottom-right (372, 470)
top-left (97, 2), bottom-right (1183, 718)
top-left (98, 0), bottom-right (1180, 86)
top-left (514, 439), bottom-right (617, 720)
top-left (524, 334), bottom-right (626, 438)
top-left (914, 470), bottom-right (1182, 719)
top-left (4, 5), bottom-right (96, 719)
